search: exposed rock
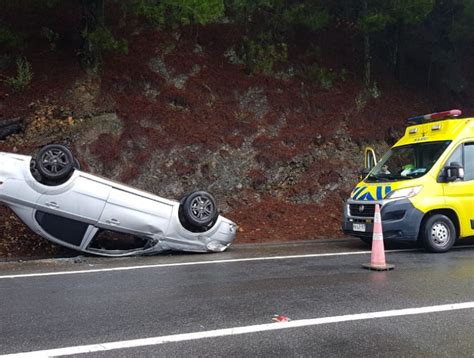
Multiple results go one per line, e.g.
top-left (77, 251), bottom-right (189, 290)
top-left (237, 87), bottom-right (269, 120)
top-left (149, 56), bottom-right (189, 89)
top-left (224, 47), bottom-right (245, 65)
top-left (128, 140), bottom-right (258, 212)
top-left (70, 75), bottom-right (101, 116)
top-left (73, 113), bottom-right (123, 176)
top-left (143, 81), bottom-right (161, 101)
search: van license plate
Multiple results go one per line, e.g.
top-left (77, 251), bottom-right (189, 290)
top-left (353, 223), bottom-right (366, 232)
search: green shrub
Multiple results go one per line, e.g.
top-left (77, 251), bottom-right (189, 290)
top-left (1, 57), bottom-right (33, 91)
top-left (121, 0), bottom-right (224, 27)
top-left (0, 25), bottom-right (23, 49)
top-left (368, 82), bottom-right (381, 99)
top-left (307, 64), bottom-right (337, 89)
top-left (282, 3), bottom-right (331, 31)
top-left (83, 27), bottom-right (128, 54)
top-left (304, 63), bottom-right (347, 89)
top-left (244, 39), bottom-right (288, 74)
top-left (355, 82), bottom-right (381, 111)
top-left (41, 27), bottom-right (60, 51)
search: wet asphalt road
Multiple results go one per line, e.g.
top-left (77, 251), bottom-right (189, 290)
top-left (0, 238), bottom-right (473, 357)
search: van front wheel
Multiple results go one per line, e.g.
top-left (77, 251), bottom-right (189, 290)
top-left (421, 214), bottom-right (456, 253)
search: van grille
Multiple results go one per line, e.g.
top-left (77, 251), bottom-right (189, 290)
top-left (349, 204), bottom-right (375, 218)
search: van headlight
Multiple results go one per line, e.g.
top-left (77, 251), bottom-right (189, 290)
top-left (385, 186), bottom-right (423, 200)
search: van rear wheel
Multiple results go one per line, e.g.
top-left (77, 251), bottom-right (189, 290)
top-left (421, 214), bottom-right (456, 253)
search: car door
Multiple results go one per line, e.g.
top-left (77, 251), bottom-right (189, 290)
top-left (97, 186), bottom-right (174, 236)
top-left (35, 175), bottom-right (111, 247)
top-left (442, 142), bottom-right (474, 237)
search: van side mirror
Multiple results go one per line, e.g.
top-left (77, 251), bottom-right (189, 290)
top-left (445, 162), bottom-right (464, 182)
top-left (359, 168), bottom-right (370, 180)
top-left (364, 147), bottom-right (377, 170)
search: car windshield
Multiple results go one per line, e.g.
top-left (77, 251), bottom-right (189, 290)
top-left (366, 141), bottom-right (451, 183)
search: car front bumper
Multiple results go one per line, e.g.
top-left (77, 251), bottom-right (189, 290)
top-left (342, 198), bottom-right (424, 242)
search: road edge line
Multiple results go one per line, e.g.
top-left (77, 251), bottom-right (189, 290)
top-left (2, 302), bottom-right (473, 357)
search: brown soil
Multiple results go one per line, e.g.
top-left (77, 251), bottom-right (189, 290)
top-left (1, 19), bottom-right (471, 259)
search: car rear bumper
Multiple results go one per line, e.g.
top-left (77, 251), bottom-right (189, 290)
top-left (342, 199), bottom-right (424, 242)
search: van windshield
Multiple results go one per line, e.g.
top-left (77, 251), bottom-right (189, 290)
top-left (366, 141), bottom-right (451, 183)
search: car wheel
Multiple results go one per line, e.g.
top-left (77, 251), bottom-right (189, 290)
top-left (36, 144), bottom-right (74, 182)
top-left (29, 158), bottom-right (43, 181)
top-left (181, 191), bottom-right (218, 228)
top-left (421, 214), bottom-right (456, 253)
top-left (73, 157), bottom-right (81, 170)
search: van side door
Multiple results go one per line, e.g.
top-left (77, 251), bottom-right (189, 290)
top-left (442, 142), bottom-right (474, 237)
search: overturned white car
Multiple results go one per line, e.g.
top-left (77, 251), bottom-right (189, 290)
top-left (0, 144), bottom-right (237, 256)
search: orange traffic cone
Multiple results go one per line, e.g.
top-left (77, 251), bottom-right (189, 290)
top-left (362, 204), bottom-right (394, 271)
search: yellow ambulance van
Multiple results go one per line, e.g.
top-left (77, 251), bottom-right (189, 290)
top-left (342, 110), bottom-right (474, 252)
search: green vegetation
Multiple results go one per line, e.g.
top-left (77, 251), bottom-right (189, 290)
top-left (227, 0), bottom-right (332, 74)
top-left (121, 0), bottom-right (225, 26)
top-left (0, 0), bottom-right (473, 94)
top-left (1, 57), bottom-right (33, 91)
top-left (0, 24), bottom-right (24, 49)
top-left (80, 0), bottom-right (225, 69)
top-left (41, 27), bottom-right (60, 51)
top-left (82, 27), bottom-right (128, 54)
top-left (244, 38), bottom-right (287, 74)
top-left (355, 82), bottom-right (381, 111)
top-left (307, 65), bottom-right (338, 90)
top-left (355, 0), bottom-right (434, 85)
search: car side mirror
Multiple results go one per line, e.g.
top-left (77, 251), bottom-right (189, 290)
top-left (445, 162), bottom-right (464, 182)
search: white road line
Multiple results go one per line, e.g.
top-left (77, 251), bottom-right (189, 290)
top-left (1, 245), bottom-right (472, 280)
top-left (2, 302), bottom-right (473, 357)
top-left (0, 249), bottom-right (416, 279)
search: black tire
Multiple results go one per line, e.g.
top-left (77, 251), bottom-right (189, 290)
top-left (181, 191), bottom-right (218, 228)
top-left (73, 157), bottom-right (81, 170)
top-left (29, 158), bottom-right (42, 182)
top-left (421, 214), bottom-right (456, 253)
top-left (36, 144), bottom-right (74, 181)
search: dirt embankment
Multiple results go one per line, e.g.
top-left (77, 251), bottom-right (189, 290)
top-left (0, 23), bottom-right (449, 259)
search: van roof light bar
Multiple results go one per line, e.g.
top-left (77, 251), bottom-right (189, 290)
top-left (407, 109), bottom-right (462, 124)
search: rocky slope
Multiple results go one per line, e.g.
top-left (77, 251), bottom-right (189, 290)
top-left (0, 24), bottom-right (448, 258)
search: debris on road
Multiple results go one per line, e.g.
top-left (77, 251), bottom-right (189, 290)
top-left (272, 315), bottom-right (290, 322)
